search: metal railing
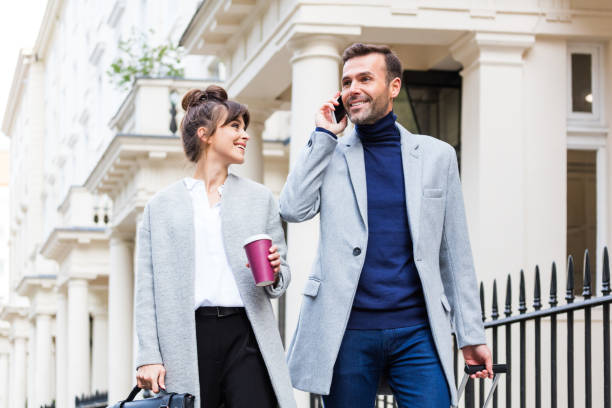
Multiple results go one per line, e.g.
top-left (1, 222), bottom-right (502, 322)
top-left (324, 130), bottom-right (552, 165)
top-left (458, 247), bottom-right (611, 408)
top-left (311, 247), bottom-right (612, 408)
top-left (75, 390), bottom-right (108, 408)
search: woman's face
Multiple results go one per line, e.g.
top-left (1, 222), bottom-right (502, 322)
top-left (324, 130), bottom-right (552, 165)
top-left (200, 113), bottom-right (249, 166)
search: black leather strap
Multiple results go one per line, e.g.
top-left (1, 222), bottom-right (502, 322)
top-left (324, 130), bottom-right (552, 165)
top-left (126, 386), bottom-right (141, 402)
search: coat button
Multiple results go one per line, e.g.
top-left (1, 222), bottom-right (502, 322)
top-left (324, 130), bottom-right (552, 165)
top-left (353, 247), bottom-right (361, 256)
top-left (307, 139), bottom-right (312, 147)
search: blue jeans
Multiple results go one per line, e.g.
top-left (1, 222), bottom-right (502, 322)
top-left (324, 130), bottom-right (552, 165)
top-left (322, 322), bottom-right (451, 408)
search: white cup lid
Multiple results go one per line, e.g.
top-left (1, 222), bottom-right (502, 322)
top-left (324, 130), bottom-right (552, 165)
top-left (243, 234), bottom-right (272, 247)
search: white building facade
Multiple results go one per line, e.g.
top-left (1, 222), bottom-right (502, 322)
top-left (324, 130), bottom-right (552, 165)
top-left (1, 0), bottom-right (612, 407)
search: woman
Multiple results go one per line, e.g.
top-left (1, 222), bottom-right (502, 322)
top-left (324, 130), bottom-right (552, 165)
top-left (134, 85), bottom-right (295, 408)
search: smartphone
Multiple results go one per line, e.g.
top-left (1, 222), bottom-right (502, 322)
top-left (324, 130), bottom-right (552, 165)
top-left (333, 95), bottom-right (346, 123)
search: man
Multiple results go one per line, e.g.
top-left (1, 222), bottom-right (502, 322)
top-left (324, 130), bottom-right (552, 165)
top-left (279, 43), bottom-right (492, 407)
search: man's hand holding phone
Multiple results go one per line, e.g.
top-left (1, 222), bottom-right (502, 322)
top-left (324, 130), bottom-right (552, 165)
top-left (315, 92), bottom-right (348, 135)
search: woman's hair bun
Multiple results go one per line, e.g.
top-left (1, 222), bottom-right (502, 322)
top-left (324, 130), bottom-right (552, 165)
top-left (203, 85), bottom-right (227, 102)
top-left (181, 85), bottom-right (228, 111)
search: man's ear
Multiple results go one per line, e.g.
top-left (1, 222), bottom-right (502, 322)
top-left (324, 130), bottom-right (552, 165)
top-left (197, 126), bottom-right (210, 144)
top-left (389, 77), bottom-right (402, 99)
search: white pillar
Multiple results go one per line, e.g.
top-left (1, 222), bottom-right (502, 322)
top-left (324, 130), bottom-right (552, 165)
top-left (231, 109), bottom-right (267, 183)
top-left (108, 234), bottom-right (134, 403)
top-left (34, 313), bottom-right (53, 407)
top-left (0, 341), bottom-right (9, 408)
top-left (91, 310), bottom-right (108, 392)
top-left (55, 289), bottom-right (68, 408)
top-left (450, 32), bottom-right (535, 289)
top-left (27, 325), bottom-right (35, 408)
top-left (11, 335), bottom-right (27, 408)
top-left (287, 35), bottom-right (341, 408)
top-left (67, 278), bottom-right (90, 407)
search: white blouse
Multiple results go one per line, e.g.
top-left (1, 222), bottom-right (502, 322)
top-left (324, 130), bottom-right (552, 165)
top-left (184, 177), bottom-right (244, 309)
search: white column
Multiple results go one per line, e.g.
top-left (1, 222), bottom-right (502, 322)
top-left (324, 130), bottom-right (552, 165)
top-left (108, 234), bottom-right (134, 403)
top-left (450, 32), bottom-right (535, 289)
top-left (287, 35), bottom-right (341, 408)
top-left (0, 338), bottom-right (9, 408)
top-left (11, 335), bottom-right (27, 408)
top-left (231, 109), bottom-right (267, 183)
top-left (91, 310), bottom-right (108, 392)
top-left (34, 313), bottom-right (53, 407)
top-left (67, 278), bottom-right (90, 407)
top-left (55, 289), bottom-right (68, 408)
top-left (27, 325), bottom-right (35, 408)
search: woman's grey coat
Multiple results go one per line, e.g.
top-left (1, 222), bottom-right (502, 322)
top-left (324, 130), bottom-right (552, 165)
top-left (279, 124), bottom-right (486, 407)
top-left (135, 174), bottom-right (296, 408)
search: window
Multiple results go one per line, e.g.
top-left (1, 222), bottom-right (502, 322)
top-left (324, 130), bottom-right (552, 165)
top-left (567, 43), bottom-right (604, 128)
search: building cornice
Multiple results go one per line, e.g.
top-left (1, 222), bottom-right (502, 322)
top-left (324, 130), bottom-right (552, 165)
top-left (15, 274), bottom-right (57, 299)
top-left (83, 133), bottom-right (184, 197)
top-left (33, 0), bottom-right (65, 60)
top-left (39, 226), bottom-right (108, 263)
top-left (1, 50), bottom-right (33, 136)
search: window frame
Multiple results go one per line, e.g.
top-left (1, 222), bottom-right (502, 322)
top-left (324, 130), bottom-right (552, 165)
top-left (567, 42), bottom-right (605, 128)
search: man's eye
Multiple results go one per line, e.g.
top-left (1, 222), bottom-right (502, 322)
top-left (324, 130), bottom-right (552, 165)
top-left (342, 82), bottom-right (350, 88)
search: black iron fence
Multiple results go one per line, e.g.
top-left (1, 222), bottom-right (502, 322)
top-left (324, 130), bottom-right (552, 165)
top-left (75, 390), bottom-right (108, 408)
top-left (310, 247), bottom-right (612, 408)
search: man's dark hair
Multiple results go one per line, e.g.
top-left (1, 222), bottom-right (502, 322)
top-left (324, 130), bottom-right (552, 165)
top-left (342, 43), bottom-right (402, 83)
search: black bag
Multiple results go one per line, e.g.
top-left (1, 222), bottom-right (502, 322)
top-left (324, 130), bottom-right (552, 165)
top-left (108, 386), bottom-right (195, 408)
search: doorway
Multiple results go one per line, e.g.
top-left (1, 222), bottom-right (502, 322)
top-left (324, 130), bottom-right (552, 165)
top-left (567, 149), bottom-right (597, 295)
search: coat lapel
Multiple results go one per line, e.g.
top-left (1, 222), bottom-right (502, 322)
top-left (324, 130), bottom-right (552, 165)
top-left (398, 124), bottom-right (422, 246)
top-left (170, 181), bottom-right (197, 307)
top-left (342, 131), bottom-right (368, 227)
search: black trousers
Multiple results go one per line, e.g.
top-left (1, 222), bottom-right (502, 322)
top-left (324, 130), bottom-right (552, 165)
top-left (195, 307), bottom-right (277, 408)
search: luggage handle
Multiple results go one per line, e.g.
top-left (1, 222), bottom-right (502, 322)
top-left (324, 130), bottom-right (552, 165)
top-left (458, 364), bottom-right (508, 408)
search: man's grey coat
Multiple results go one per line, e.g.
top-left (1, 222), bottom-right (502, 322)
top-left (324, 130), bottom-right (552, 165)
top-left (135, 174), bottom-right (296, 408)
top-left (279, 124), bottom-right (486, 406)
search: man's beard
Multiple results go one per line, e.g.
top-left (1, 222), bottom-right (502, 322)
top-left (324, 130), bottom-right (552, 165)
top-left (347, 96), bottom-right (391, 125)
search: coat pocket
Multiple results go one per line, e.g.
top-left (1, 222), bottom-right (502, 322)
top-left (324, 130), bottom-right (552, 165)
top-left (302, 278), bottom-right (321, 297)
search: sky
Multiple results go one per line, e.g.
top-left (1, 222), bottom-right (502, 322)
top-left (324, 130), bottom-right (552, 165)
top-left (0, 0), bottom-right (47, 150)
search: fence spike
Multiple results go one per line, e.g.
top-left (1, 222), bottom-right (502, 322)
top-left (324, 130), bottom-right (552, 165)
top-left (519, 269), bottom-right (527, 314)
top-left (566, 255), bottom-right (575, 303)
top-left (492, 279), bottom-right (499, 320)
top-left (549, 262), bottom-right (558, 307)
top-left (583, 249), bottom-right (592, 299)
top-left (533, 265), bottom-right (542, 310)
top-left (480, 282), bottom-right (486, 322)
top-left (505, 274), bottom-right (512, 317)
top-left (603, 247), bottom-right (610, 296)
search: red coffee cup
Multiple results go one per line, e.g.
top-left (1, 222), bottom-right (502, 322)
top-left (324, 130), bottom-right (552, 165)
top-left (243, 234), bottom-right (275, 286)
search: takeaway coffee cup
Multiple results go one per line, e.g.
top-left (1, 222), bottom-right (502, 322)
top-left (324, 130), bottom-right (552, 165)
top-left (243, 234), bottom-right (275, 286)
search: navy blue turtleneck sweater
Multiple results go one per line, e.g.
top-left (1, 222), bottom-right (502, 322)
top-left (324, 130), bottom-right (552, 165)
top-left (346, 111), bottom-right (427, 329)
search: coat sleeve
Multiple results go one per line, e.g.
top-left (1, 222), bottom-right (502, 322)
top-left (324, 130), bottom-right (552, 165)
top-left (279, 130), bottom-right (338, 222)
top-left (134, 204), bottom-right (163, 368)
top-left (439, 146), bottom-right (487, 349)
top-left (264, 192), bottom-right (291, 298)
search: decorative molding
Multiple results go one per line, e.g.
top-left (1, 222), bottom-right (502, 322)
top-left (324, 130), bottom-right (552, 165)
top-left (39, 227), bottom-right (107, 263)
top-left (450, 32), bottom-right (535, 75)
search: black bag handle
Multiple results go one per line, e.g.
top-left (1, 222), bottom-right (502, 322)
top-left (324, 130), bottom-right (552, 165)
top-left (121, 386), bottom-right (176, 406)
top-left (126, 386), bottom-right (142, 402)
